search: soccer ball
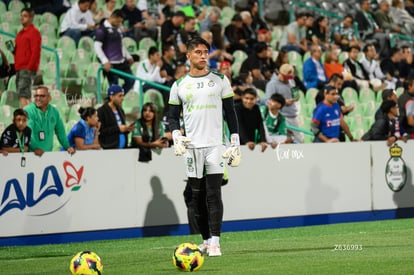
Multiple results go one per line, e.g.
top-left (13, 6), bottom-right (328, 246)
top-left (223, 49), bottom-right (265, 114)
top-left (69, 251), bottom-right (103, 275)
top-left (172, 242), bottom-right (204, 272)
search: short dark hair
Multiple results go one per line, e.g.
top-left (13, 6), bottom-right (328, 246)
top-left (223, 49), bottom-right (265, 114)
top-left (381, 89), bottom-right (396, 101)
top-left (270, 93), bottom-right (286, 107)
top-left (186, 37), bottom-right (210, 52)
top-left (148, 46), bottom-right (159, 57)
top-left (78, 107), bottom-right (97, 120)
top-left (79, 0), bottom-right (92, 4)
top-left (380, 100), bottom-right (397, 113)
top-left (363, 43), bottom-right (375, 53)
top-left (111, 9), bottom-right (125, 19)
top-left (242, 87), bottom-right (257, 97)
top-left (162, 42), bottom-right (174, 55)
top-left (21, 7), bottom-right (34, 16)
top-left (254, 42), bottom-right (268, 54)
top-left (13, 108), bottom-right (28, 119)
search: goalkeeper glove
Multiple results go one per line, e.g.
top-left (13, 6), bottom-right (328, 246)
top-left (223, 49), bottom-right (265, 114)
top-left (222, 133), bottom-right (241, 167)
top-left (172, 130), bottom-right (191, 156)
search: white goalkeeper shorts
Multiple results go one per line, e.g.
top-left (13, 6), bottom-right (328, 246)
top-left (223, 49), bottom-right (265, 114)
top-left (183, 145), bottom-right (226, 179)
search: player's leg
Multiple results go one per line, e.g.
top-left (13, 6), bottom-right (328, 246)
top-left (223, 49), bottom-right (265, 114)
top-left (184, 149), bottom-right (210, 244)
top-left (204, 146), bottom-right (225, 256)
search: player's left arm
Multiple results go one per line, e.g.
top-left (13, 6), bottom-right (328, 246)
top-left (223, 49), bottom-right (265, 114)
top-left (222, 97), bottom-right (238, 135)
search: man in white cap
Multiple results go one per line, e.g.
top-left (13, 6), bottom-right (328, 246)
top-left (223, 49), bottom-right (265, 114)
top-left (265, 63), bottom-right (304, 143)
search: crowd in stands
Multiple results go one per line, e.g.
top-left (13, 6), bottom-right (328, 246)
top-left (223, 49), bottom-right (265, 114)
top-left (1, 0), bottom-right (414, 157)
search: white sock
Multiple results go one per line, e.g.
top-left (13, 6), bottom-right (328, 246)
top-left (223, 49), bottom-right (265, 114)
top-left (210, 236), bottom-right (220, 246)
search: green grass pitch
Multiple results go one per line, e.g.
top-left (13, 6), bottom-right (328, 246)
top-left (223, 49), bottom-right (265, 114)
top-left (1, 219), bottom-right (414, 274)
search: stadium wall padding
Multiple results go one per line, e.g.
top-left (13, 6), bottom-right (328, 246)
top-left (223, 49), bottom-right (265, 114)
top-left (0, 141), bottom-right (413, 246)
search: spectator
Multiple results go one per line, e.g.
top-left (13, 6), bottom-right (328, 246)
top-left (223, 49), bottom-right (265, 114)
top-left (331, 14), bottom-right (363, 51)
top-left (240, 11), bottom-right (258, 50)
top-left (161, 42), bottom-right (178, 86)
top-left (343, 45), bottom-right (371, 90)
top-left (311, 16), bottom-right (331, 50)
top-left (303, 45), bottom-right (328, 90)
top-left (260, 93), bottom-right (290, 148)
top-left (233, 71), bottom-right (255, 103)
top-left (375, 88), bottom-right (398, 120)
top-left (97, 84), bottom-right (134, 149)
top-left (265, 64), bottom-right (304, 143)
top-left (240, 42), bottom-right (268, 89)
top-left (121, 0), bottom-right (152, 42)
top-left (406, 0), bottom-right (414, 17)
top-left (210, 23), bottom-right (232, 62)
top-left (362, 100), bottom-right (408, 145)
top-left (311, 85), bottom-right (354, 143)
top-left (374, 0), bottom-right (404, 34)
top-left (98, 0), bottom-right (116, 20)
top-left (67, 107), bottom-right (101, 150)
top-left (235, 88), bottom-right (267, 152)
top-left (224, 13), bottom-right (249, 54)
top-left (132, 102), bottom-right (169, 162)
top-left (0, 109), bottom-right (31, 154)
top-left (248, 0), bottom-right (270, 32)
top-left (199, 6), bottom-right (221, 34)
top-left (390, 0), bottom-right (414, 35)
top-left (355, 0), bottom-right (390, 58)
top-left (360, 43), bottom-right (392, 89)
top-left (0, 48), bottom-right (11, 89)
top-left (380, 46), bottom-right (404, 88)
top-left (274, 49), bottom-right (306, 93)
top-left (304, 13), bottom-right (315, 48)
top-left (175, 16), bottom-right (199, 63)
top-left (94, 9), bottom-right (135, 94)
top-left (134, 46), bottom-right (168, 93)
top-left (161, 11), bottom-right (186, 47)
top-left (89, 0), bottom-right (104, 25)
top-left (14, 7), bottom-right (41, 108)
top-left (162, 0), bottom-right (176, 20)
top-left (399, 45), bottom-right (414, 79)
top-left (278, 12), bottom-right (307, 54)
top-left (138, 0), bottom-right (166, 31)
top-left (24, 86), bottom-right (75, 156)
top-left (323, 47), bottom-right (360, 92)
top-left (60, 0), bottom-right (95, 46)
top-left (398, 76), bottom-right (414, 138)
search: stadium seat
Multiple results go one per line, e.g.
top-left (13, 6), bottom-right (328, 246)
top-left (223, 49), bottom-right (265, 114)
top-left (0, 104), bottom-right (15, 122)
top-left (305, 88), bottom-right (319, 104)
top-left (136, 49), bottom-right (148, 61)
top-left (338, 51), bottom-right (349, 64)
top-left (67, 103), bottom-right (82, 122)
top-left (232, 50), bottom-right (248, 63)
top-left (221, 6), bottom-right (236, 21)
top-left (41, 35), bottom-right (57, 48)
top-left (40, 12), bottom-right (59, 27)
top-left (78, 36), bottom-right (95, 52)
top-left (0, 1), bottom-right (6, 14)
top-left (122, 90), bottom-right (141, 116)
top-left (57, 36), bottom-right (77, 53)
top-left (0, 90), bottom-right (19, 108)
top-left (39, 23), bottom-right (57, 39)
top-left (231, 61), bottom-right (242, 77)
top-left (138, 37), bottom-right (157, 51)
top-left (359, 87), bottom-right (376, 103)
top-left (341, 87), bottom-right (358, 105)
top-left (122, 37), bottom-right (138, 55)
top-left (7, 75), bottom-right (16, 92)
top-left (0, 22), bottom-right (18, 35)
top-left (2, 11), bottom-right (20, 26)
top-left (361, 101), bottom-right (377, 118)
top-left (395, 87), bottom-right (404, 97)
top-left (8, 0), bottom-right (25, 12)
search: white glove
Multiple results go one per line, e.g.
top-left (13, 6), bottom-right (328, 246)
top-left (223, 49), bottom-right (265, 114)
top-left (172, 130), bottom-right (191, 156)
top-left (222, 133), bottom-right (241, 167)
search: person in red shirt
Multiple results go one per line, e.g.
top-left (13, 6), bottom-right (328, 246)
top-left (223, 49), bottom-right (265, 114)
top-left (14, 7), bottom-right (41, 108)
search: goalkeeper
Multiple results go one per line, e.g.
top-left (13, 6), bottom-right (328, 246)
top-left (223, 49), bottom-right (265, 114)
top-left (168, 37), bottom-right (240, 257)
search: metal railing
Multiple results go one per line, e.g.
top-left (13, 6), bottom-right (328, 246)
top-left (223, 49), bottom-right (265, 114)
top-left (390, 33), bottom-right (414, 48)
top-left (96, 66), bottom-right (170, 107)
top-left (0, 29), bottom-right (61, 90)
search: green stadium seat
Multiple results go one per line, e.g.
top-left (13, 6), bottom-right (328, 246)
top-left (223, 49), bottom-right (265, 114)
top-left (231, 61), bottom-right (242, 77)
top-left (57, 36), bottom-right (77, 52)
top-left (359, 87), bottom-right (376, 103)
top-left (305, 88), bottom-right (319, 105)
top-left (122, 37), bottom-right (138, 55)
top-left (39, 23), bottom-right (57, 39)
top-left (78, 36), bottom-right (95, 52)
top-left (232, 50), bottom-right (248, 64)
top-left (0, 90), bottom-right (19, 108)
top-left (7, 75), bottom-right (16, 92)
top-left (138, 37), bottom-right (157, 51)
top-left (395, 87), bottom-right (404, 97)
top-left (40, 12), bottom-right (59, 27)
top-left (122, 90), bottom-right (141, 116)
top-left (0, 1), bottom-right (6, 14)
top-left (341, 87), bottom-right (358, 105)
top-left (8, 0), bottom-right (25, 12)
top-left (2, 11), bottom-right (20, 26)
